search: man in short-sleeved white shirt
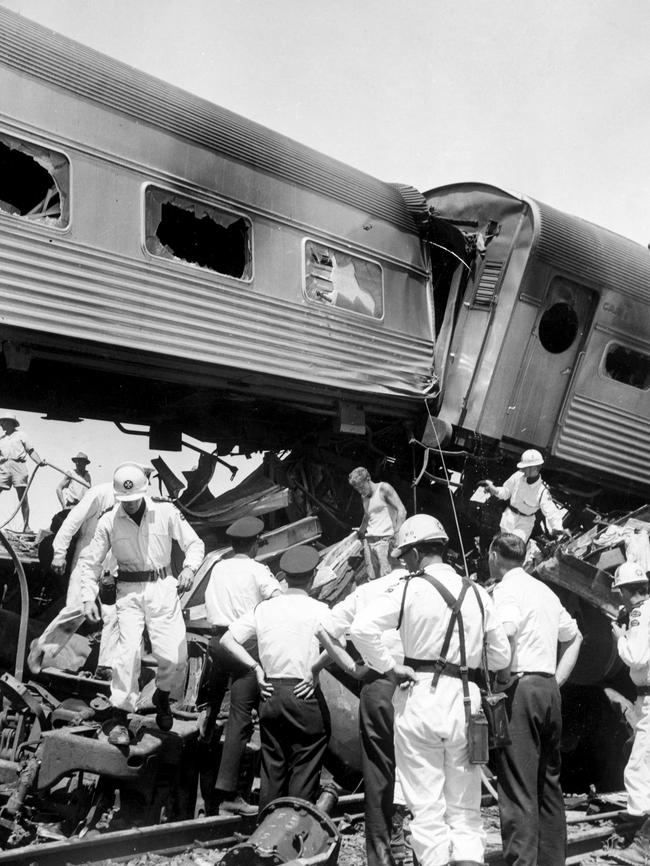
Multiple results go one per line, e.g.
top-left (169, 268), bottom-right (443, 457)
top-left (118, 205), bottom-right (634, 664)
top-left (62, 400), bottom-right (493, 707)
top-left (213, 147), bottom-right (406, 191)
top-left (199, 516), bottom-right (282, 816)
top-left (222, 545), bottom-right (339, 813)
top-left (490, 532), bottom-right (582, 866)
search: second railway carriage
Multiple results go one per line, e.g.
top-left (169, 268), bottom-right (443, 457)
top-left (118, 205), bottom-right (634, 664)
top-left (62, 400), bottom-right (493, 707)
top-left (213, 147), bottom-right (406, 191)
top-left (0, 8), bottom-right (434, 451)
top-left (424, 182), bottom-right (650, 501)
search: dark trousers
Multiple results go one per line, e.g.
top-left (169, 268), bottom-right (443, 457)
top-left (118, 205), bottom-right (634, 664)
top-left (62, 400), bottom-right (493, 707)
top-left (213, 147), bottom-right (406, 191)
top-left (360, 675), bottom-right (398, 866)
top-left (495, 675), bottom-right (566, 866)
top-left (205, 636), bottom-right (259, 793)
top-left (258, 680), bottom-right (330, 814)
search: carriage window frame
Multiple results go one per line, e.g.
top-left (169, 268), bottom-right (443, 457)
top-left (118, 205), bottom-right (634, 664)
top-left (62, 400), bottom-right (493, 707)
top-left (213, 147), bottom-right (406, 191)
top-left (302, 238), bottom-right (385, 321)
top-left (0, 131), bottom-right (71, 229)
top-left (601, 341), bottom-right (650, 391)
top-left (143, 184), bottom-right (253, 282)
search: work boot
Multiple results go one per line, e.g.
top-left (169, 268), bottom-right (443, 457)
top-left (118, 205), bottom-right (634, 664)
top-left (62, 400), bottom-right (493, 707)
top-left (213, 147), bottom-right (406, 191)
top-left (107, 709), bottom-right (130, 747)
top-left (152, 688), bottom-right (174, 732)
top-left (218, 794), bottom-right (258, 817)
top-left (94, 665), bottom-right (112, 681)
top-left (610, 816), bottom-right (650, 865)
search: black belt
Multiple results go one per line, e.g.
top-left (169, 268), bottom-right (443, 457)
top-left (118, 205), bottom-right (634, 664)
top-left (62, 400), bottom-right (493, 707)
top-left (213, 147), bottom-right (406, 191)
top-left (268, 678), bottom-right (302, 685)
top-left (637, 686), bottom-right (650, 696)
top-left (117, 565), bottom-right (171, 583)
top-left (211, 625), bottom-right (229, 637)
top-left (513, 671), bottom-right (554, 678)
top-left (404, 657), bottom-right (481, 686)
top-left (507, 504), bottom-right (537, 518)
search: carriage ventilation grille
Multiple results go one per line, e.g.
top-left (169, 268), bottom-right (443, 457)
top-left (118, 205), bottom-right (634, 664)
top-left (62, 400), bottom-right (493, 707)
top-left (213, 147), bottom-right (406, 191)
top-left (472, 261), bottom-right (503, 308)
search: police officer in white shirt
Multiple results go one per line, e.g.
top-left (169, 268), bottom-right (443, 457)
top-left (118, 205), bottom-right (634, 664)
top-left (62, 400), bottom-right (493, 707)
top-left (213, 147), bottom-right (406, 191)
top-left (221, 545), bottom-right (339, 814)
top-left (351, 515), bottom-right (511, 866)
top-left (77, 462), bottom-right (204, 746)
top-left (489, 532), bottom-right (582, 866)
top-left (318, 566), bottom-right (408, 866)
top-left (481, 449), bottom-right (565, 543)
top-left (200, 516), bottom-right (282, 816)
top-left (609, 562), bottom-right (650, 866)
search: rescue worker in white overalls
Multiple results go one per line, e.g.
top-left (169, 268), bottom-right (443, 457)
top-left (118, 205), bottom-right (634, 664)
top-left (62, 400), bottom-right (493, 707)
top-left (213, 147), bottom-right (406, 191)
top-left (480, 449), bottom-right (565, 543)
top-left (77, 462), bottom-right (204, 746)
top-left (351, 515), bottom-right (511, 866)
top-left (610, 562), bottom-right (650, 866)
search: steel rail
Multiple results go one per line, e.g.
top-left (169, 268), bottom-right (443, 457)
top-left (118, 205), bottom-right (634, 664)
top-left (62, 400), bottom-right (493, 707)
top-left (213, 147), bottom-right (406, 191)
top-left (0, 793), bottom-right (366, 866)
top-left (0, 795), bottom-right (620, 866)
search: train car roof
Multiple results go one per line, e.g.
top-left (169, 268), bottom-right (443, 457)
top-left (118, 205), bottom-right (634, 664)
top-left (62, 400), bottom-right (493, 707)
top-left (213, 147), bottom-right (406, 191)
top-left (428, 182), bottom-right (650, 303)
top-left (0, 7), bottom-right (418, 235)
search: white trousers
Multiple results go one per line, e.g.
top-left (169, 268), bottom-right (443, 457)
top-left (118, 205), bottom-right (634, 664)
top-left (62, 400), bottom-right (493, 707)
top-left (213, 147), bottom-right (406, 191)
top-left (499, 508), bottom-right (535, 543)
top-left (363, 537), bottom-right (393, 581)
top-left (626, 695), bottom-right (650, 816)
top-left (111, 575), bottom-right (187, 712)
top-left (394, 676), bottom-right (485, 866)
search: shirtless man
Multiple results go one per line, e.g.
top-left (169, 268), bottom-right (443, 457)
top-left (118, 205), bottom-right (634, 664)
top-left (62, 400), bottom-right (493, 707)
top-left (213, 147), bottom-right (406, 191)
top-left (348, 467), bottom-right (406, 580)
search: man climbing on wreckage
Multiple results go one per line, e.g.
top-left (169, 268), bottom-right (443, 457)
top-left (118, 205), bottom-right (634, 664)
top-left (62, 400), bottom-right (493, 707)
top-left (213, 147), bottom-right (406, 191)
top-left (77, 462), bottom-right (204, 746)
top-left (480, 449), bottom-right (566, 544)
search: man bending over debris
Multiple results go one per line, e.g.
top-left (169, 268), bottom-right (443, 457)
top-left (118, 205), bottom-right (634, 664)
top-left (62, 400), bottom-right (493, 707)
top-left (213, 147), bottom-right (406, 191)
top-left (348, 466), bottom-right (406, 580)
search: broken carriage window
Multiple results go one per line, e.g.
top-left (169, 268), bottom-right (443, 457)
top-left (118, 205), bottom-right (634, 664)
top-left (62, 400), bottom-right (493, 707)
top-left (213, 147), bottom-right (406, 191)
top-left (145, 187), bottom-right (251, 279)
top-left (0, 133), bottom-right (69, 226)
top-left (603, 343), bottom-right (650, 390)
top-left (304, 240), bottom-right (383, 319)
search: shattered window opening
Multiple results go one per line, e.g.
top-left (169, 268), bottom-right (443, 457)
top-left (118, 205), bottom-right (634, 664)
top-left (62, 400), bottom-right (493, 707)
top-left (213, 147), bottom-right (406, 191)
top-left (145, 187), bottom-right (251, 280)
top-left (603, 343), bottom-right (650, 391)
top-left (304, 240), bottom-right (383, 319)
top-left (0, 133), bottom-right (69, 226)
top-left (538, 302), bottom-right (579, 354)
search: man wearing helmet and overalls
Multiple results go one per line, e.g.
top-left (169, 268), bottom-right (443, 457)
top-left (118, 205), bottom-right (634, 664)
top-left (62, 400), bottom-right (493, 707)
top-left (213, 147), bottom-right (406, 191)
top-left (480, 449), bottom-right (565, 543)
top-left (351, 514), bottom-right (510, 866)
top-left (77, 462), bottom-right (205, 746)
top-left (609, 562), bottom-right (650, 866)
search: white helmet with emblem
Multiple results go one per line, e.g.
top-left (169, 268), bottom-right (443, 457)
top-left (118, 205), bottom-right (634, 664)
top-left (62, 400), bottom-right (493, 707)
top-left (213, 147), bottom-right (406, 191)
top-left (392, 514), bottom-right (449, 558)
top-left (113, 461), bottom-right (149, 501)
top-left (517, 449), bottom-right (544, 469)
top-left (613, 561), bottom-right (648, 590)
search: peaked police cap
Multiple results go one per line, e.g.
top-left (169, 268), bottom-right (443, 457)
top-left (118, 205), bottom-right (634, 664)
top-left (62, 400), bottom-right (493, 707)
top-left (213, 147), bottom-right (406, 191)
top-left (226, 516), bottom-right (264, 539)
top-left (279, 545), bottom-right (320, 576)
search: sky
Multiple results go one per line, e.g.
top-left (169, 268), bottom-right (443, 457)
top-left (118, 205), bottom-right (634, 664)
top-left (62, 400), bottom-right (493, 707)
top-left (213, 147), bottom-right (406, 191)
top-left (0, 0), bottom-right (649, 530)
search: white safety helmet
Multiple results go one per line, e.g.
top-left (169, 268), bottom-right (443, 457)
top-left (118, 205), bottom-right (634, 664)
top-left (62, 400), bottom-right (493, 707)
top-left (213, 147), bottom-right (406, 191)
top-left (517, 449), bottom-right (544, 469)
top-left (613, 561), bottom-right (648, 590)
top-left (113, 462), bottom-right (149, 502)
top-left (392, 514), bottom-right (449, 558)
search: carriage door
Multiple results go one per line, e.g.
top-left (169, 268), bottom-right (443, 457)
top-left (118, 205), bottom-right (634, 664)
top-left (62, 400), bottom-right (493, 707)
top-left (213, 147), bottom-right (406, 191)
top-left (503, 277), bottom-right (597, 448)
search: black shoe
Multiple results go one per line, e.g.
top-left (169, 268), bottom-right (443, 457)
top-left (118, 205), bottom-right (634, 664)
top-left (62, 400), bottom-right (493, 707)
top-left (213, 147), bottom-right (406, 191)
top-left (107, 723), bottom-right (130, 746)
top-left (106, 708), bottom-right (130, 746)
top-left (152, 689), bottom-right (173, 732)
top-left (94, 666), bottom-right (112, 681)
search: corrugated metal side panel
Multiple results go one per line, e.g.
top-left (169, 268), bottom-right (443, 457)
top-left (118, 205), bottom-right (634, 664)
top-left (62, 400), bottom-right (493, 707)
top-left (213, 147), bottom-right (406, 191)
top-left (0, 228), bottom-right (434, 399)
top-left (0, 8), bottom-right (416, 235)
top-left (555, 393), bottom-right (650, 486)
top-left (533, 198), bottom-right (650, 303)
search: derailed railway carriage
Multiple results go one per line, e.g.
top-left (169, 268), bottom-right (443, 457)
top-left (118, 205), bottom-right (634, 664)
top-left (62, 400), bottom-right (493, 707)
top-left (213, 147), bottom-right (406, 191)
top-left (0, 7), bottom-right (435, 450)
top-left (424, 182), bottom-right (650, 504)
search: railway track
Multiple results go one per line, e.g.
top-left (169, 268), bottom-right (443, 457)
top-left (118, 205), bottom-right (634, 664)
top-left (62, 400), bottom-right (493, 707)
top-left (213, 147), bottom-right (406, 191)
top-left (0, 797), bottom-right (623, 866)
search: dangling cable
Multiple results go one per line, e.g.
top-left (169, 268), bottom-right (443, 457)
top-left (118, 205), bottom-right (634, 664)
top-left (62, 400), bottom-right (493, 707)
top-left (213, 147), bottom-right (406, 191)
top-left (422, 400), bottom-right (470, 578)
